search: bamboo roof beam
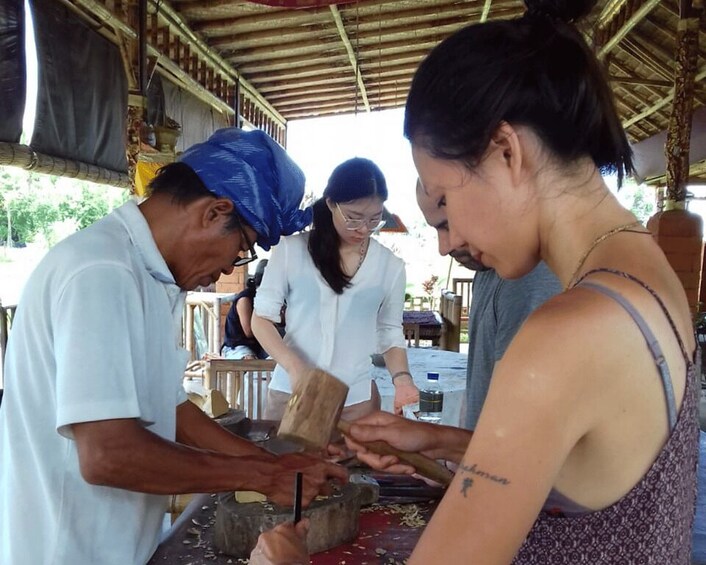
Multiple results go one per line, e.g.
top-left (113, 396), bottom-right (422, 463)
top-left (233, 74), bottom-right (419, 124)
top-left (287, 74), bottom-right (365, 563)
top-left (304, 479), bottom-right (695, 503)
top-left (266, 77), bottom-right (412, 102)
top-left (246, 56), bottom-right (424, 84)
top-left (480, 0), bottom-right (493, 23)
top-left (273, 82), bottom-right (412, 109)
top-left (206, 24), bottom-right (335, 47)
top-left (209, 5), bottom-right (522, 53)
top-left (258, 75), bottom-right (364, 94)
top-left (613, 83), bottom-right (671, 128)
top-left (624, 65), bottom-right (706, 128)
top-left (282, 92), bottom-right (405, 114)
top-left (248, 62), bottom-right (352, 82)
top-left (595, 0), bottom-right (628, 29)
top-left (618, 41), bottom-right (674, 87)
top-left (610, 75), bottom-right (673, 87)
top-left (285, 98), bottom-right (405, 120)
top-left (239, 54), bottom-right (348, 76)
top-left (645, 13), bottom-right (706, 67)
top-left (630, 27), bottom-right (706, 105)
top-left (195, 0), bottom-right (496, 34)
top-left (214, 14), bottom-right (478, 55)
top-left (609, 59), bottom-right (693, 109)
top-left (235, 40), bottom-right (434, 74)
top-left (258, 73), bottom-right (410, 95)
top-left (191, 7), bottom-right (330, 31)
top-left (230, 33), bottom-right (443, 68)
top-left (623, 35), bottom-right (676, 81)
top-left (596, 0), bottom-right (662, 60)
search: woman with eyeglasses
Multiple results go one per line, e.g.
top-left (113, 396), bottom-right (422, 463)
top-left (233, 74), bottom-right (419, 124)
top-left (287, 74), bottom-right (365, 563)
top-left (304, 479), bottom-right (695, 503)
top-left (252, 157), bottom-right (419, 423)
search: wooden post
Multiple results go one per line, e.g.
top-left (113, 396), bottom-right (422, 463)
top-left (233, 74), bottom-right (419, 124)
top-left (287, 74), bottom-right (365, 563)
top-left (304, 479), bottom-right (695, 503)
top-left (648, 0), bottom-right (704, 314)
top-left (125, 96), bottom-right (144, 191)
top-left (665, 0), bottom-right (701, 203)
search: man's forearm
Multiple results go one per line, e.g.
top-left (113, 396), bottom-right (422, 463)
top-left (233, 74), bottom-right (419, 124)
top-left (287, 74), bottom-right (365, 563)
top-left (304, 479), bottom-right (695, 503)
top-left (73, 417), bottom-right (282, 495)
top-left (176, 400), bottom-right (268, 457)
top-left (426, 424), bottom-right (473, 463)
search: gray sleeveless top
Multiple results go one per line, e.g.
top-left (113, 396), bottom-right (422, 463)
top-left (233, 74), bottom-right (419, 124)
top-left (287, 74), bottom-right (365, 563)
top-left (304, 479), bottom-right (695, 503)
top-left (513, 269), bottom-right (699, 564)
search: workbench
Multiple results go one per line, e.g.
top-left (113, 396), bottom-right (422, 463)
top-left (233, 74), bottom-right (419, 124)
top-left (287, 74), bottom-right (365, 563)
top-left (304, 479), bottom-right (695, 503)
top-left (149, 491), bottom-right (437, 564)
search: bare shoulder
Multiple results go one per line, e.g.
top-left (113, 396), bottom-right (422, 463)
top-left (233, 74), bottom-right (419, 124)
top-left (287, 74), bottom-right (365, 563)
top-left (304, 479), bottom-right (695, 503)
top-left (503, 289), bottom-right (615, 369)
top-left (488, 290), bottom-right (631, 421)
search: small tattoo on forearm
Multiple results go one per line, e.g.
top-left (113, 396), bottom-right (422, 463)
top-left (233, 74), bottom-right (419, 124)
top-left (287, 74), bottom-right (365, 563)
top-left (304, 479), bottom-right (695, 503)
top-left (461, 477), bottom-right (474, 497)
top-left (459, 463), bottom-right (510, 486)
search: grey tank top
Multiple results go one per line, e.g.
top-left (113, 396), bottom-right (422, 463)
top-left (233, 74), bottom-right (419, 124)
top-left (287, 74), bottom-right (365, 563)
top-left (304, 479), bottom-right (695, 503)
top-left (513, 269), bottom-right (699, 564)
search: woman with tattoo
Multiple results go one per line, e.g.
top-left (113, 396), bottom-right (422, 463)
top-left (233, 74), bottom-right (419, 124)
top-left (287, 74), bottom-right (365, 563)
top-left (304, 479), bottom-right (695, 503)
top-left (254, 0), bottom-right (699, 563)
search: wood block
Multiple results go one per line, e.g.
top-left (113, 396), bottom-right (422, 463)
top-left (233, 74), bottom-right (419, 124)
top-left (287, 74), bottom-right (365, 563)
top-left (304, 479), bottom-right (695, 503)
top-left (214, 483), bottom-right (362, 558)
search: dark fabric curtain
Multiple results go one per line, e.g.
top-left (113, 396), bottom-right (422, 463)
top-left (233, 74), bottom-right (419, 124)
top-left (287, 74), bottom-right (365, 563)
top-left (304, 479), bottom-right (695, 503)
top-left (162, 77), bottom-right (229, 152)
top-left (631, 105), bottom-right (706, 183)
top-left (0, 0), bottom-right (26, 143)
top-left (29, 0), bottom-right (127, 173)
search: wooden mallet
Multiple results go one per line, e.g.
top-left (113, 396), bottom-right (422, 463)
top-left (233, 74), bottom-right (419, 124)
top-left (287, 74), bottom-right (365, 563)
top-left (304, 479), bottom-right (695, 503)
top-left (277, 368), bottom-right (454, 486)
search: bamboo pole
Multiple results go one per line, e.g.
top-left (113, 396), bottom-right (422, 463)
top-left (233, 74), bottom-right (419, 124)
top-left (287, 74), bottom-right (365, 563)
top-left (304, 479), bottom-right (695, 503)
top-left (0, 143), bottom-right (131, 188)
top-left (329, 4), bottom-right (370, 112)
top-left (597, 0), bottom-right (662, 60)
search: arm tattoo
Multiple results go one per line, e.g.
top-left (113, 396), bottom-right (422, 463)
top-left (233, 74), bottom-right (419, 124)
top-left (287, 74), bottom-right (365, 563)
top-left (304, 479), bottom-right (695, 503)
top-left (458, 462), bottom-right (511, 496)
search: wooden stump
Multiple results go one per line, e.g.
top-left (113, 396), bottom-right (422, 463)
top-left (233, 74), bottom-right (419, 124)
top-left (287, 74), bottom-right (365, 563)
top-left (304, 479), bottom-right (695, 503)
top-left (213, 483), bottom-right (362, 558)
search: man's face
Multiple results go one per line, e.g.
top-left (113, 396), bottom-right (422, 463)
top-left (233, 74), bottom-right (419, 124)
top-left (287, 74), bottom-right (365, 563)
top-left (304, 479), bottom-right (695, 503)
top-left (171, 198), bottom-right (258, 291)
top-left (416, 181), bottom-right (489, 272)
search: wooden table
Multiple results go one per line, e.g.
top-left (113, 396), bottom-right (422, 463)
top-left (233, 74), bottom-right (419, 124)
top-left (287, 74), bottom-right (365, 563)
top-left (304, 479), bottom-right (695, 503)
top-left (373, 347), bottom-right (468, 426)
top-left (402, 310), bottom-right (443, 346)
top-left (149, 420), bottom-right (441, 564)
top-left (184, 291), bottom-right (237, 361)
top-left (149, 492), bottom-right (436, 564)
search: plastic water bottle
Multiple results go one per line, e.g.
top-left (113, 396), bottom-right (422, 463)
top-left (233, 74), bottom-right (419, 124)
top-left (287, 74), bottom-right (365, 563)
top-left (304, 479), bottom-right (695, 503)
top-left (418, 372), bottom-right (443, 424)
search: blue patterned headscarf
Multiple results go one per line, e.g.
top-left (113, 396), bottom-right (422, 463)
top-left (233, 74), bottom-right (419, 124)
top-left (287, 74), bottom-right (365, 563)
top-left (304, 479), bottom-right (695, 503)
top-left (179, 127), bottom-right (312, 250)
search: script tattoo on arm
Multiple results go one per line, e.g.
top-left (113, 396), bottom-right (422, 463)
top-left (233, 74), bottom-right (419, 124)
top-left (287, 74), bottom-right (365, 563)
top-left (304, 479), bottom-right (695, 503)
top-left (458, 463), bottom-right (510, 498)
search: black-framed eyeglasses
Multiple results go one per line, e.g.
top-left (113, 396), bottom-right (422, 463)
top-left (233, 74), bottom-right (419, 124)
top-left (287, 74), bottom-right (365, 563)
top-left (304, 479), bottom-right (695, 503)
top-left (233, 220), bottom-right (258, 267)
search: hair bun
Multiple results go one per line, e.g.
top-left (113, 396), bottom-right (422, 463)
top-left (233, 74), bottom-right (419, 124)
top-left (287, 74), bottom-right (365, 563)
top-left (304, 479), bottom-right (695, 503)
top-left (523, 0), bottom-right (597, 23)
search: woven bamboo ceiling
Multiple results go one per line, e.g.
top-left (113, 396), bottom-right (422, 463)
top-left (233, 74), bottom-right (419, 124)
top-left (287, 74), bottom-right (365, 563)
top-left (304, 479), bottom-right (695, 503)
top-left (156, 0), bottom-right (701, 142)
top-left (66, 0), bottom-right (705, 150)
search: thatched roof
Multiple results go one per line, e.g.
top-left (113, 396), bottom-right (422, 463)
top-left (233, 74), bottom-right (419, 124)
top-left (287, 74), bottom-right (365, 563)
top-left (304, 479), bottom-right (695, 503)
top-left (56, 0), bottom-right (706, 180)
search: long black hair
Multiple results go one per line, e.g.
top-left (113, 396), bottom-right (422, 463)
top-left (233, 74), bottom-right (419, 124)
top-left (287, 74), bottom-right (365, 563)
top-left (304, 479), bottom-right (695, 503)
top-left (404, 0), bottom-right (634, 187)
top-left (308, 158), bottom-right (388, 294)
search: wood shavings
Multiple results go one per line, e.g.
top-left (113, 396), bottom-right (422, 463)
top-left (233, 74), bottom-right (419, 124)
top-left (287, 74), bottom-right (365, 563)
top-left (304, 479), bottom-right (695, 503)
top-left (361, 502), bottom-right (427, 528)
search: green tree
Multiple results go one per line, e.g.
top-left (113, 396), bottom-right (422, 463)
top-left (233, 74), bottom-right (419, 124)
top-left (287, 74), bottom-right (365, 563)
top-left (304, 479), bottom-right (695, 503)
top-left (0, 166), bottom-right (128, 248)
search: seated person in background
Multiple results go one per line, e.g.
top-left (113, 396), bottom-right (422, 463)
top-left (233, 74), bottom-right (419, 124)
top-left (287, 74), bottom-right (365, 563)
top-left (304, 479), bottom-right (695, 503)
top-left (222, 259), bottom-right (270, 360)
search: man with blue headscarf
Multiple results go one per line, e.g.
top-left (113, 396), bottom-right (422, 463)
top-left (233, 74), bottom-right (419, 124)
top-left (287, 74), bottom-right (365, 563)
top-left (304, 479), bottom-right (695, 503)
top-left (0, 128), bottom-right (346, 565)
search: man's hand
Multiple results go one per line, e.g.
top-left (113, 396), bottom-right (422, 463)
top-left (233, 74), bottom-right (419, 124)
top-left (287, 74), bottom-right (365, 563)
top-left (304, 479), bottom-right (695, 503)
top-left (262, 453), bottom-right (348, 507)
top-left (341, 411), bottom-right (443, 475)
top-left (250, 520), bottom-right (310, 565)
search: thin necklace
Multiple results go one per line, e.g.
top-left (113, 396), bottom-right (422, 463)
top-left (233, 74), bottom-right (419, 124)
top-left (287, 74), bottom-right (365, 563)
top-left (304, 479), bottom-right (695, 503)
top-left (565, 221), bottom-right (647, 291)
top-left (351, 237), bottom-right (369, 277)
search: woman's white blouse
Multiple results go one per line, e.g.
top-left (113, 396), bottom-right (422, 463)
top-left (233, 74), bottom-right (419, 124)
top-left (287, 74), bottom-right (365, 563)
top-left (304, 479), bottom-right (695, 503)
top-left (254, 232), bottom-right (406, 405)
